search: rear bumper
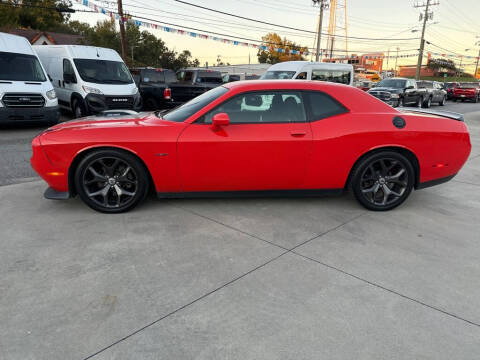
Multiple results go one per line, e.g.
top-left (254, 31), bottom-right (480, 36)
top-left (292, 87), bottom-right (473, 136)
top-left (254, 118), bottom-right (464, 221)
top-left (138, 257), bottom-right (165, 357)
top-left (452, 94), bottom-right (476, 99)
top-left (0, 106), bottom-right (59, 124)
top-left (417, 174), bottom-right (457, 190)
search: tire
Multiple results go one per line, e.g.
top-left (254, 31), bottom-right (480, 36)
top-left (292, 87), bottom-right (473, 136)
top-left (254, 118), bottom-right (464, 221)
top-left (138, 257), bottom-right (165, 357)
top-left (474, 96), bottom-right (478, 103)
top-left (74, 149), bottom-right (149, 213)
top-left (350, 151), bottom-right (415, 211)
top-left (415, 97), bottom-right (422, 108)
top-left (144, 97), bottom-right (159, 111)
top-left (453, 98), bottom-right (457, 102)
top-left (399, 98), bottom-right (405, 107)
top-left (72, 98), bottom-right (87, 119)
top-left (423, 96), bottom-right (432, 108)
top-left (439, 96), bottom-right (446, 106)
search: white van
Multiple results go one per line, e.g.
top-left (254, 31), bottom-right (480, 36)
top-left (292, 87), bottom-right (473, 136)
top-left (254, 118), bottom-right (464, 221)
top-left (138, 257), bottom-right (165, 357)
top-left (0, 32), bottom-right (59, 124)
top-left (260, 61), bottom-right (354, 86)
top-left (34, 45), bottom-right (141, 118)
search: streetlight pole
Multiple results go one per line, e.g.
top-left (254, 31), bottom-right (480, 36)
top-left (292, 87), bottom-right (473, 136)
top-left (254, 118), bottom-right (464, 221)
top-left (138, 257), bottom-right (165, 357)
top-left (313, 0), bottom-right (329, 62)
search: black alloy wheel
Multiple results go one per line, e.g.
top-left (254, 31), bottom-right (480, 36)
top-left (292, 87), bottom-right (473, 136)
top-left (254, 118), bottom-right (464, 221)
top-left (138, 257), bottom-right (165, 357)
top-left (75, 150), bottom-right (149, 213)
top-left (351, 151), bottom-right (414, 211)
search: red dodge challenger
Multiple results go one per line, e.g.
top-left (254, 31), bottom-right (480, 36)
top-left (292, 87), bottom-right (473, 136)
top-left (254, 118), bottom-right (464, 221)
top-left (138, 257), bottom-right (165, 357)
top-left (31, 80), bottom-right (471, 213)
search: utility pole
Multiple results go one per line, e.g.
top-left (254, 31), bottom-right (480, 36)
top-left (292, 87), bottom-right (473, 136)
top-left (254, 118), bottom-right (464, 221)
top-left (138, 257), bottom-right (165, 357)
top-left (474, 39), bottom-right (480, 80)
top-left (313, 0), bottom-right (329, 62)
top-left (414, 0), bottom-right (439, 80)
top-left (395, 47), bottom-right (399, 76)
top-left (117, 0), bottom-right (128, 61)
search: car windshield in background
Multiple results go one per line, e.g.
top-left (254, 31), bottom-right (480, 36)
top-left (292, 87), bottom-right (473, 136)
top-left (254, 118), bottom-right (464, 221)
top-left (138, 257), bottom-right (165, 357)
top-left (0, 51), bottom-right (47, 82)
top-left (73, 59), bottom-right (133, 84)
top-left (376, 79), bottom-right (407, 88)
top-left (141, 69), bottom-right (166, 83)
top-left (261, 71), bottom-right (296, 80)
top-left (161, 86), bottom-right (229, 122)
top-left (459, 82), bottom-right (479, 88)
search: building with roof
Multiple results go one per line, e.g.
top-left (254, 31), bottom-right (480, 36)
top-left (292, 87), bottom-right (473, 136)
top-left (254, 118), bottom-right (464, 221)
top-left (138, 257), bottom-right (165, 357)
top-left (3, 29), bottom-right (84, 45)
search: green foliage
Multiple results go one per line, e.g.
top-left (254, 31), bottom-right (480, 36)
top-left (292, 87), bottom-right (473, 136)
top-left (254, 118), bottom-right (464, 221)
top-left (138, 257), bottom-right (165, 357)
top-left (75, 21), bottom-right (200, 70)
top-left (0, 0), bottom-right (71, 31)
top-left (257, 32), bottom-right (307, 64)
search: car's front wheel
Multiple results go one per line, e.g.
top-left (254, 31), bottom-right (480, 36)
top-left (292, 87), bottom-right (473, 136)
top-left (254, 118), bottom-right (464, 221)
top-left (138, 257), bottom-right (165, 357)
top-left (351, 151), bottom-right (414, 211)
top-left (74, 149), bottom-right (149, 213)
top-left (423, 96), bottom-right (432, 108)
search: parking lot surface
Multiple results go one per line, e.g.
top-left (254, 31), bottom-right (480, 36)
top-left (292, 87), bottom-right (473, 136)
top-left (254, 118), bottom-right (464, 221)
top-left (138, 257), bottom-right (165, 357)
top-left (1, 102), bottom-right (480, 359)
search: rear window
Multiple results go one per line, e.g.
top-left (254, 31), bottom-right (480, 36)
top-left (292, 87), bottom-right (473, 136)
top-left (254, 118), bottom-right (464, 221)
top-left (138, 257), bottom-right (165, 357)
top-left (141, 69), bottom-right (165, 83)
top-left (196, 71), bottom-right (223, 84)
top-left (0, 51), bottom-right (46, 82)
top-left (305, 91), bottom-right (348, 121)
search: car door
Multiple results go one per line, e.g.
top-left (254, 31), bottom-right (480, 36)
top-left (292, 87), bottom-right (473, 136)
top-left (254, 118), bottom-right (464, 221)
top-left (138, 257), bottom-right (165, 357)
top-left (177, 90), bottom-right (312, 192)
top-left (406, 80), bottom-right (418, 104)
top-left (60, 59), bottom-right (77, 107)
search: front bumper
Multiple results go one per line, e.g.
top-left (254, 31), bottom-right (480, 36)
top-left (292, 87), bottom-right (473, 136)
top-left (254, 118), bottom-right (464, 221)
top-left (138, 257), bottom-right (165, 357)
top-left (0, 105), bottom-right (59, 124)
top-left (85, 93), bottom-right (142, 114)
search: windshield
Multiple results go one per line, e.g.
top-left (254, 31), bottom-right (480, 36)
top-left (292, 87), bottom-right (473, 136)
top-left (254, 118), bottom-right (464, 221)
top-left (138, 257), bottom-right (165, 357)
top-left (161, 86), bottom-right (229, 122)
top-left (0, 51), bottom-right (47, 82)
top-left (73, 59), bottom-right (133, 84)
top-left (261, 71), bottom-right (296, 80)
top-left (376, 79), bottom-right (406, 88)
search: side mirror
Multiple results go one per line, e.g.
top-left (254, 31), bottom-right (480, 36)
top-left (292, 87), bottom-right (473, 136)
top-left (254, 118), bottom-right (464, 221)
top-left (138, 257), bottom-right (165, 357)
top-left (212, 112), bottom-right (230, 127)
top-left (63, 73), bottom-right (76, 84)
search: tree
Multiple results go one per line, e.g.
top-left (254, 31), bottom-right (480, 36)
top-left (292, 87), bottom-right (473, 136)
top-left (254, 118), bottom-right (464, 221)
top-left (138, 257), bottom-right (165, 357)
top-left (0, 0), bottom-right (72, 31)
top-left (257, 33), bottom-right (307, 64)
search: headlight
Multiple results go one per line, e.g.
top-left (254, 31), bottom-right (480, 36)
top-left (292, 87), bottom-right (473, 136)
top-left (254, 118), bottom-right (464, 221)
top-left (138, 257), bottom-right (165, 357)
top-left (82, 85), bottom-right (103, 95)
top-left (390, 94), bottom-right (400, 99)
top-left (46, 89), bottom-right (57, 100)
top-left (132, 87), bottom-right (139, 95)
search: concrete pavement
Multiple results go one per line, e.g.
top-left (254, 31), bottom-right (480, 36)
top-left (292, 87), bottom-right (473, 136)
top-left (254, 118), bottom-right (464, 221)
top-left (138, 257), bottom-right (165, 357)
top-left (0, 106), bottom-right (480, 359)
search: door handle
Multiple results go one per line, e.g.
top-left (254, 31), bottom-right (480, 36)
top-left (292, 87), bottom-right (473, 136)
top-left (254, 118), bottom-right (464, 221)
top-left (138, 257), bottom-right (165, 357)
top-left (290, 130), bottom-right (307, 137)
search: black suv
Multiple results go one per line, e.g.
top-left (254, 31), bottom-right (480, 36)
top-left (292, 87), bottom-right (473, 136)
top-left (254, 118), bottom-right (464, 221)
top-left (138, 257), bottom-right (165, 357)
top-left (368, 78), bottom-right (427, 107)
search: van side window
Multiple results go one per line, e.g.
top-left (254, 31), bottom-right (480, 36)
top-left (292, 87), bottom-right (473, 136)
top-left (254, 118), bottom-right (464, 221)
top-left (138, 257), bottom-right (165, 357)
top-left (63, 59), bottom-right (76, 82)
top-left (296, 72), bottom-right (307, 80)
top-left (184, 71), bottom-right (194, 82)
top-left (311, 69), bottom-right (351, 85)
top-left (305, 91), bottom-right (348, 121)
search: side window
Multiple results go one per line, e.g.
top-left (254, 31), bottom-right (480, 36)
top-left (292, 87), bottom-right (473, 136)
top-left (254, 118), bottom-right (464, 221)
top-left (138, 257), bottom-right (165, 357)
top-left (305, 91), bottom-right (348, 121)
top-left (311, 70), bottom-right (351, 85)
top-left (200, 91), bottom-right (307, 124)
top-left (63, 59), bottom-right (76, 82)
top-left (184, 71), bottom-right (194, 82)
top-left (296, 72), bottom-right (307, 80)
top-left (176, 71), bottom-right (184, 81)
top-left (165, 71), bottom-right (177, 83)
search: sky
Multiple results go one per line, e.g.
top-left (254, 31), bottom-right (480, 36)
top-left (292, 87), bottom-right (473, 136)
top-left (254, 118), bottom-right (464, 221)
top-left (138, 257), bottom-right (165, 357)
top-left (70, 0), bottom-right (480, 72)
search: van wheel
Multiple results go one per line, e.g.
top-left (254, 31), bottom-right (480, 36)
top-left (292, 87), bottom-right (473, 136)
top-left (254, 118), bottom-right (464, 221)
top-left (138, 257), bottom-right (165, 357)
top-left (72, 98), bottom-right (86, 119)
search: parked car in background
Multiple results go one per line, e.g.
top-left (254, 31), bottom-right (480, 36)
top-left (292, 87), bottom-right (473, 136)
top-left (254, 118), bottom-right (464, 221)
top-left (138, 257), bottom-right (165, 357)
top-left (174, 68), bottom-right (223, 103)
top-left (222, 73), bottom-right (260, 82)
top-left (443, 82), bottom-right (459, 99)
top-left (34, 45), bottom-right (141, 118)
top-left (131, 67), bottom-right (179, 110)
top-left (354, 80), bottom-right (374, 91)
top-left (0, 32), bottom-right (59, 125)
top-left (452, 82), bottom-right (480, 103)
top-left (368, 78), bottom-right (427, 107)
top-left (260, 61), bottom-right (354, 86)
top-left (417, 80), bottom-right (447, 107)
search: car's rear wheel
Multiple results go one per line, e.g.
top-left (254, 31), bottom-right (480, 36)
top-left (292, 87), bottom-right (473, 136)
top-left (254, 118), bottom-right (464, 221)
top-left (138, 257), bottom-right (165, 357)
top-left (351, 151), bottom-right (414, 211)
top-left (74, 149), bottom-right (149, 213)
top-left (423, 96), bottom-right (432, 108)
top-left (439, 96), bottom-right (446, 106)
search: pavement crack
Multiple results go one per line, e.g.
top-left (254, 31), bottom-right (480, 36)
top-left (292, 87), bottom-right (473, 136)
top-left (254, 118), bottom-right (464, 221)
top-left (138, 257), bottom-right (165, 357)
top-left (291, 251), bottom-right (480, 329)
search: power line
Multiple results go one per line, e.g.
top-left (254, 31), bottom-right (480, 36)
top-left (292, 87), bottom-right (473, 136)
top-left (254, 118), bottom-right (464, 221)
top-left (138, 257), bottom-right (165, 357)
top-left (171, 0), bottom-right (420, 41)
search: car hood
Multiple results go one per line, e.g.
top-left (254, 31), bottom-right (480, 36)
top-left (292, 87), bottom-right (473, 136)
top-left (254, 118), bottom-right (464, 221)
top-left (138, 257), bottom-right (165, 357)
top-left (46, 111), bottom-right (153, 132)
top-left (369, 87), bottom-right (402, 93)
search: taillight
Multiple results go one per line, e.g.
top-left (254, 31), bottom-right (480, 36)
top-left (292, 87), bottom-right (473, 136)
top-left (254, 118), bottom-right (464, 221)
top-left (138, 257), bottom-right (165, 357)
top-left (164, 88), bottom-right (171, 100)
